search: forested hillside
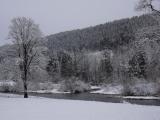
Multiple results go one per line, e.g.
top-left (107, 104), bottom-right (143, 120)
top-left (47, 14), bottom-right (158, 51)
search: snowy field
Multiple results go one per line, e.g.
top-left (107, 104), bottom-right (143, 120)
top-left (0, 93), bottom-right (160, 120)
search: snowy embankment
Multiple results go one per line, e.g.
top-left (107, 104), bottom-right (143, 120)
top-left (91, 84), bottom-right (160, 100)
top-left (91, 85), bottom-right (122, 94)
top-left (123, 96), bottom-right (160, 100)
top-left (32, 89), bottom-right (70, 94)
top-left (0, 93), bottom-right (160, 120)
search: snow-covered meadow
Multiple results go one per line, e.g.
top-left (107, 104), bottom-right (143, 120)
top-left (0, 93), bottom-right (160, 120)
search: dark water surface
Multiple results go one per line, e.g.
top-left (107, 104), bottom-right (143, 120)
top-left (28, 92), bottom-right (160, 106)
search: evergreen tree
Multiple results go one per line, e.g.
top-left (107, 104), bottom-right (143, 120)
top-left (129, 51), bottom-right (147, 78)
top-left (57, 51), bottom-right (73, 78)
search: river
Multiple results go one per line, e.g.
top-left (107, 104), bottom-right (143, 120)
top-left (28, 92), bottom-right (160, 106)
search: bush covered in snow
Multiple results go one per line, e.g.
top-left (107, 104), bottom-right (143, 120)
top-left (60, 77), bottom-right (91, 93)
top-left (122, 78), bottom-right (160, 96)
top-left (103, 84), bottom-right (123, 94)
top-left (130, 82), bottom-right (160, 96)
top-left (122, 82), bottom-right (135, 96)
top-left (15, 82), bottom-right (55, 92)
top-left (0, 81), bottom-right (52, 93)
top-left (38, 82), bottom-right (55, 90)
top-left (0, 82), bottom-right (17, 92)
top-left (27, 82), bottom-right (41, 91)
top-left (122, 86), bottom-right (135, 96)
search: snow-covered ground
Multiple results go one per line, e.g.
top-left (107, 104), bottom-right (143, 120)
top-left (91, 86), bottom-right (101, 90)
top-left (31, 89), bottom-right (70, 94)
top-left (0, 93), bottom-right (160, 120)
top-left (91, 85), bottom-right (123, 94)
top-left (123, 96), bottom-right (160, 100)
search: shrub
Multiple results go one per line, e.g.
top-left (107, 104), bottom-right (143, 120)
top-left (14, 80), bottom-right (23, 92)
top-left (60, 77), bottom-right (91, 93)
top-left (39, 82), bottom-right (54, 90)
top-left (73, 80), bottom-right (91, 93)
top-left (121, 82), bottom-right (135, 96)
top-left (0, 83), bottom-right (17, 93)
top-left (102, 84), bottom-right (123, 95)
top-left (122, 77), bottom-right (160, 96)
top-left (131, 82), bottom-right (159, 96)
top-left (122, 87), bottom-right (135, 96)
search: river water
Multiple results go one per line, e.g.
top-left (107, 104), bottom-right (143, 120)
top-left (28, 92), bottom-right (160, 106)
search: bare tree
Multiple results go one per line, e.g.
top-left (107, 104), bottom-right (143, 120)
top-left (8, 17), bottom-right (42, 98)
top-left (135, 0), bottom-right (160, 16)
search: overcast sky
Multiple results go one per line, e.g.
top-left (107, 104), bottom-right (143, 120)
top-left (0, 0), bottom-right (140, 45)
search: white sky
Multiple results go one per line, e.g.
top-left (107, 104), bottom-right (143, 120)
top-left (0, 0), bottom-right (140, 45)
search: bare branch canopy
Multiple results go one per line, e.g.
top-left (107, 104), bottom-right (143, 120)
top-left (8, 17), bottom-right (42, 98)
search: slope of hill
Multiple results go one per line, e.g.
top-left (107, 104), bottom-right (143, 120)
top-left (47, 14), bottom-right (159, 52)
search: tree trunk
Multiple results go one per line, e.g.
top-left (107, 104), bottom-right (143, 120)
top-left (24, 82), bottom-right (28, 98)
top-left (24, 92), bottom-right (28, 98)
top-left (23, 67), bottom-right (28, 98)
top-left (23, 46), bottom-right (29, 98)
